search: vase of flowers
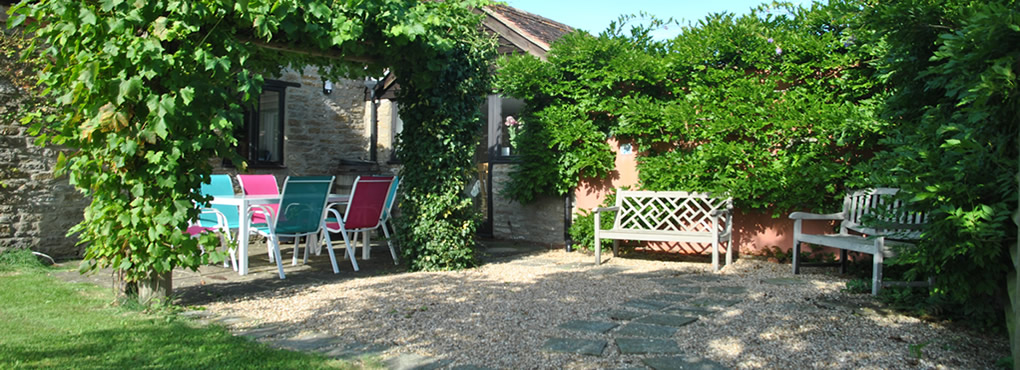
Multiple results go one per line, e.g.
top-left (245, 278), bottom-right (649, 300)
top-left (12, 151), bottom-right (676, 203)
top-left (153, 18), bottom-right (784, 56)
top-left (504, 115), bottom-right (521, 155)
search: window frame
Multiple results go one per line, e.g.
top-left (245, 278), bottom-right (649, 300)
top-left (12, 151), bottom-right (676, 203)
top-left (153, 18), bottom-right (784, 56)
top-left (238, 79), bottom-right (299, 168)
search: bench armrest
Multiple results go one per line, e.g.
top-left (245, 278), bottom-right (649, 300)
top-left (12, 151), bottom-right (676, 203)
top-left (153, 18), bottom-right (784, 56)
top-left (709, 208), bottom-right (731, 217)
top-left (788, 212), bottom-right (843, 221)
top-left (595, 206), bottom-right (619, 213)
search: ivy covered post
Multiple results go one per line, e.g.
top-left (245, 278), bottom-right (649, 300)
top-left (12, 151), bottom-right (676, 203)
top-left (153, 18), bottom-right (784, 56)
top-left (390, 26), bottom-right (495, 271)
top-left (14, 0), bottom-right (495, 301)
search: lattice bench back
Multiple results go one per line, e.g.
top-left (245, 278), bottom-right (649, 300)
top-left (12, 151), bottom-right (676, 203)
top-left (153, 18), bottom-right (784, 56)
top-left (614, 190), bottom-right (732, 233)
top-left (842, 188), bottom-right (927, 239)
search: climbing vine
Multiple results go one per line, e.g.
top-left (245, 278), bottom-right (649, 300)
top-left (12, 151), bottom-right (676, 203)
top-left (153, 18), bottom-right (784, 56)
top-left (495, 0), bottom-right (885, 213)
top-left (14, 0), bottom-right (494, 289)
top-left (862, 0), bottom-right (1019, 327)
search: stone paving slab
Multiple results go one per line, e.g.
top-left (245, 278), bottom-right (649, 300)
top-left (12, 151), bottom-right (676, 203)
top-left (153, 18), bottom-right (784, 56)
top-left (235, 325), bottom-right (285, 340)
top-left (591, 265), bottom-right (633, 274)
top-left (178, 310), bottom-right (215, 319)
top-left (512, 258), bottom-right (559, 267)
top-left (275, 332), bottom-right (343, 351)
top-left (615, 338), bottom-right (683, 355)
top-left (558, 320), bottom-right (619, 334)
top-left (711, 286), bottom-right (748, 295)
top-left (634, 314), bottom-right (698, 328)
top-left (615, 323), bottom-right (678, 338)
top-left (762, 277), bottom-right (807, 286)
top-left (662, 306), bottom-right (715, 316)
top-left (656, 278), bottom-right (698, 288)
top-left (683, 274), bottom-right (727, 283)
top-left (322, 341), bottom-right (392, 359)
top-left (384, 353), bottom-right (451, 370)
top-left (622, 299), bottom-right (672, 311)
top-left (209, 315), bottom-right (250, 326)
top-left (662, 285), bottom-right (702, 294)
top-left (642, 356), bottom-right (730, 370)
top-left (649, 293), bottom-right (695, 302)
top-left (689, 298), bottom-right (741, 309)
top-left (554, 262), bottom-right (589, 270)
top-left (543, 338), bottom-right (607, 356)
top-left (598, 309), bottom-right (647, 321)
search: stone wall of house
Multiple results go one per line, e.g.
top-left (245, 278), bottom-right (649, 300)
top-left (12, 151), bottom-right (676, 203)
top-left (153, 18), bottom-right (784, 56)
top-left (0, 75), bottom-right (88, 258)
top-left (213, 67), bottom-right (399, 192)
top-left (490, 162), bottom-right (566, 247)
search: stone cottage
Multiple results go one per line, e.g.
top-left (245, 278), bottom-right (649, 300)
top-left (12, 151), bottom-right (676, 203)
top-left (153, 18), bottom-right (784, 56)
top-left (0, 4), bottom-right (578, 258)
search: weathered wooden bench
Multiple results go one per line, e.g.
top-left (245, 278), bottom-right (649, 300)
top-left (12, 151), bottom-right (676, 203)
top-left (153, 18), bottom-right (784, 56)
top-left (594, 190), bottom-right (734, 271)
top-left (790, 188), bottom-right (928, 295)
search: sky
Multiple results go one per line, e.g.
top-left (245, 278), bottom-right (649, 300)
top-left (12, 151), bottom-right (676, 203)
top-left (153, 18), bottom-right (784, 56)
top-left (503, 0), bottom-right (812, 39)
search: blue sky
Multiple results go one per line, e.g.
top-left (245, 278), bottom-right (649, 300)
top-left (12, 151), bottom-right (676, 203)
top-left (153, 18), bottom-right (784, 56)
top-left (503, 0), bottom-right (812, 39)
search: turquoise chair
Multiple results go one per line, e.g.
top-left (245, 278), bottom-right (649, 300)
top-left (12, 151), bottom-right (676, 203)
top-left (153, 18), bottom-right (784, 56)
top-left (195, 174), bottom-right (240, 269)
top-left (250, 176), bottom-right (345, 279)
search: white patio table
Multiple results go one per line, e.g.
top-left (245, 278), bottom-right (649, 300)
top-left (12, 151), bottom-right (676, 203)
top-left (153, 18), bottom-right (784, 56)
top-left (209, 193), bottom-right (349, 275)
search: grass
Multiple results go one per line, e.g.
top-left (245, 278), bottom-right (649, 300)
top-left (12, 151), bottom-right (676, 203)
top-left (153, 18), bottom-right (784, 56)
top-left (0, 250), bottom-right (358, 369)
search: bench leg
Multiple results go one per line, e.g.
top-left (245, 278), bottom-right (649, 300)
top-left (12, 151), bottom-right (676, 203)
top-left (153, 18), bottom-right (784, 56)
top-left (725, 237), bottom-right (733, 267)
top-left (712, 239), bottom-right (719, 272)
top-left (840, 249), bottom-right (848, 274)
top-left (594, 212), bottom-right (601, 265)
top-left (792, 219), bottom-right (802, 275)
top-left (612, 240), bottom-right (619, 257)
top-left (872, 239), bottom-right (885, 295)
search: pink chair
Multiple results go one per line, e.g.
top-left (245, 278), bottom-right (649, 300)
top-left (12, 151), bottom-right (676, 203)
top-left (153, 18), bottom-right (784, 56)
top-left (325, 176), bottom-right (395, 266)
top-left (237, 174), bottom-right (280, 225)
top-left (237, 174), bottom-right (281, 263)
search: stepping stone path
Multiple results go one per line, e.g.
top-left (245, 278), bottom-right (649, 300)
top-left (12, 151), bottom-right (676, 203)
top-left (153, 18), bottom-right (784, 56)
top-left (540, 272), bottom-right (742, 369)
top-left (179, 267), bottom-right (739, 369)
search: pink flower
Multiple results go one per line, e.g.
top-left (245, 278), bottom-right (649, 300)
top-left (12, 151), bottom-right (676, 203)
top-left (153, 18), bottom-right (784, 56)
top-left (504, 116), bottom-right (519, 126)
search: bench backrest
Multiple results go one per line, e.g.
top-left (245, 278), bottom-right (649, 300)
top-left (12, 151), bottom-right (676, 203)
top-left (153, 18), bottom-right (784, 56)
top-left (842, 188), bottom-right (926, 239)
top-left (613, 190), bottom-right (733, 233)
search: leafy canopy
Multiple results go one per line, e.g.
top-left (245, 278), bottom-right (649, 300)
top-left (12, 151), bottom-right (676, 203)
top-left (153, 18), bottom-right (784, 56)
top-left (14, 0), bottom-right (494, 281)
top-left (496, 0), bottom-right (885, 213)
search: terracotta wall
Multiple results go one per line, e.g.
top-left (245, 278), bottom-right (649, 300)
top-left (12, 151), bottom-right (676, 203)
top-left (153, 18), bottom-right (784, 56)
top-left (572, 139), bottom-right (836, 257)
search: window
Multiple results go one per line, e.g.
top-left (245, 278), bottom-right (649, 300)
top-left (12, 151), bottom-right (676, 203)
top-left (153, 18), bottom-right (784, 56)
top-left (237, 80), bottom-right (298, 167)
top-left (483, 95), bottom-right (525, 160)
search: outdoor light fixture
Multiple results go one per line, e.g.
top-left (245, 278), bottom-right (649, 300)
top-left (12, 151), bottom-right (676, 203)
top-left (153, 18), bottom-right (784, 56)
top-left (323, 80), bottom-right (333, 95)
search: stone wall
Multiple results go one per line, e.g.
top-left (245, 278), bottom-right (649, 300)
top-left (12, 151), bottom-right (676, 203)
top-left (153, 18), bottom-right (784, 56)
top-left (490, 162), bottom-right (566, 247)
top-left (0, 67), bottom-right (88, 258)
top-left (212, 67), bottom-right (399, 191)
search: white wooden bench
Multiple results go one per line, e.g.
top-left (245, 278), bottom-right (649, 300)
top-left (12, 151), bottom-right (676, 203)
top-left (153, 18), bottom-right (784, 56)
top-left (594, 190), bottom-right (734, 271)
top-left (790, 188), bottom-right (928, 295)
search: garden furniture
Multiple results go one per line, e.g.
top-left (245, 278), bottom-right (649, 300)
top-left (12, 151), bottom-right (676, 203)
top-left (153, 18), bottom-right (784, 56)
top-left (593, 190), bottom-right (734, 271)
top-left (789, 188), bottom-right (928, 295)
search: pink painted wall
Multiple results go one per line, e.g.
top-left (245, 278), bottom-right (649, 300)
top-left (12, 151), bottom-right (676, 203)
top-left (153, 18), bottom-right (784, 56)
top-left (573, 139), bottom-right (836, 257)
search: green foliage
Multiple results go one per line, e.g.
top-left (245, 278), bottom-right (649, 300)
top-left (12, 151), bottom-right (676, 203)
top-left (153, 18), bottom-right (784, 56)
top-left (863, 0), bottom-right (1019, 320)
top-left (843, 278), bottom-right (870, 294)
top-left (0, 249), bottom-right (45, 271)
top-left (14, 0), bottom-right (495, 282)
top-left (568, 192), bottom-right (618, 252)
top-left (0, 268), bottom-right (355, 368)
top-left (495, 1), bottom-right (886, 213)
top-left (391, 13), bottom-right (495, 271)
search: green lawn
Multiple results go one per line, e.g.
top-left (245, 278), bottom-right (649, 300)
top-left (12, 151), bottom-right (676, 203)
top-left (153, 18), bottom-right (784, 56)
top-left (0, 254), bottom-right (356, 369)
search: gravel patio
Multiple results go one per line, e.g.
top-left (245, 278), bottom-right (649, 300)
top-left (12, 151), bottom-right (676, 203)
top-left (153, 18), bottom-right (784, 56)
top-left (56, 240), bottom-right (1009, 369)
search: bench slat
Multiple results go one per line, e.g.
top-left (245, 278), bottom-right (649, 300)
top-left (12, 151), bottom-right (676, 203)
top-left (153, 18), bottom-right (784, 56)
top-left (596, 190), bottom-right (733, 271)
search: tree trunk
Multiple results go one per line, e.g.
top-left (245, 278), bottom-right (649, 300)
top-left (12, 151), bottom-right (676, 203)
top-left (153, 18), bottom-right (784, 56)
top-left (136, 270), bottom-right (173, 305)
